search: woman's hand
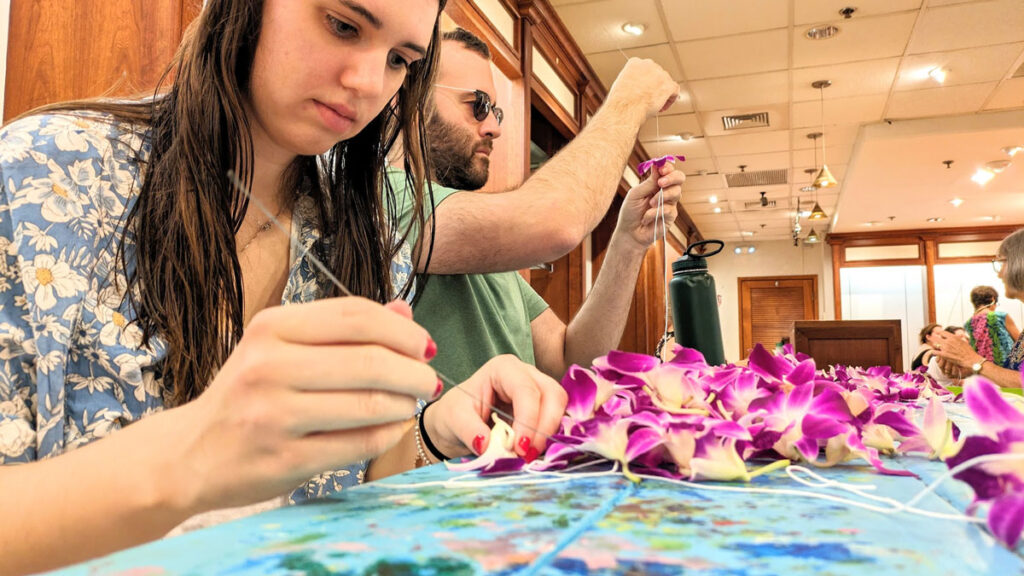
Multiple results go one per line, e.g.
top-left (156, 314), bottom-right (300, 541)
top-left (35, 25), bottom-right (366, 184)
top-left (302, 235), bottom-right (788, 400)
top-left (424, 355), bottom-right (568, 462)
top-left (169, 297), bottom-right (439, 512)
top-left (933, 330), bottom-right (984, 372)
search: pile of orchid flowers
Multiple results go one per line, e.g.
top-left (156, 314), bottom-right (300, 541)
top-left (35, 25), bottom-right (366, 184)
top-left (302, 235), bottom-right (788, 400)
top-left (449, 344), bottom-right (1024, 549)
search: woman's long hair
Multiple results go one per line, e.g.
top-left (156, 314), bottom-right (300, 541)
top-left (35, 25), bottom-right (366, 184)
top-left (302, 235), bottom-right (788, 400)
top-left (25, 0), bottom-right (444, 405)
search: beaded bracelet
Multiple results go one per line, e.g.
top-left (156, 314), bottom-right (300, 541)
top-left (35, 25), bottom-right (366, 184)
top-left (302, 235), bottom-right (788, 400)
top-left (417, 403), bottom-right (450, 462)
top-left (413, 411), bottom-right (432, 468)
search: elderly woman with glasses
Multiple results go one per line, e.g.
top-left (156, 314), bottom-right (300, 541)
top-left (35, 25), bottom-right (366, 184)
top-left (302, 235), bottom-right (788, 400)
top-left (935, 229), bottom-right (1024, 388)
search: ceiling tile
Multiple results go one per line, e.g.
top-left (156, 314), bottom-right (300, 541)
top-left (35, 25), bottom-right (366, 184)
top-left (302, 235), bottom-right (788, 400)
top-left (642, 138), bottom-right (712, 160)
top-left (638, 113), bottom-right (702, 141)
top-left (792, 13), bottom-right (917, 68)
top-left (554, 0), bottom-right (668, 54)
top-left (792, 58), bottom-right (901, 100)
top-left (707, 130), bottom-right (791, 156)
top-left (680, 173), bottom-right (727, 191)
top-left (676, 29), bottom-right (788, 80)
top-left (659, 0), bottom-right (789, 41)
top-left (984, 77), bottom-right (1024, 110)
top-left (585, 43), bottom-right (684, 90)
top-left (674, 157), bottom-right (718, 175)
top-left (794, 0), bottom-right (922, 25)
top-left (688, 71), bottom-right (789, 110)
top-left (908, 0), bottom-right (1024, 55)
top-left (791, 126), bottom-right (860, 150)
top-left (715, 151), bottom-right (792, 172)
top-left (792, 94), bottom-right (888, 128)
top-left (886, 82), bottom-right (999, 118)
top-left (896, 43), bottom-right (1024, 90)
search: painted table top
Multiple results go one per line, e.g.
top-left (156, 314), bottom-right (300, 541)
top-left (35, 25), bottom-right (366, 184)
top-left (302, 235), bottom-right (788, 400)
top-left (54, 404), bottom-right (1024, 576)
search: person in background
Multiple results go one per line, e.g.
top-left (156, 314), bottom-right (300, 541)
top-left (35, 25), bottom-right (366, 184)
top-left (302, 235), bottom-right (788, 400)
top-left (391, 28), bottom-right (682, 385)
top-left (936, 229), bottom-right (1024, 388)
top-left (912, 323), bottom-right (944, 371)
top-left (0, 3), bottom-right (566, 573)
top-left (926, 326), bottom-right (970, 387)
top-left (965, 285), bottom-right (1020, 368)
top-left (945, 325), bottom-right (969, 342)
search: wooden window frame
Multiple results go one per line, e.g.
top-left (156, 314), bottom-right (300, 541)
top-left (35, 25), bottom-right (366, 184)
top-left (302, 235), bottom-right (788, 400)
top-left (827, 225), bottom-right (1018, 322)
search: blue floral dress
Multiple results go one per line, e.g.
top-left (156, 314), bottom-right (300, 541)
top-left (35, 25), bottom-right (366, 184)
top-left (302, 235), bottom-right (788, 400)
top-left (0, 112), bottom-right (414, 503)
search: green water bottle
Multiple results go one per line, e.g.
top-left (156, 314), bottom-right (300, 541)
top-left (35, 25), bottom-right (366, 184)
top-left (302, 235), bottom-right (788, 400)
top-left (670, 240), bottom-right (726, 366)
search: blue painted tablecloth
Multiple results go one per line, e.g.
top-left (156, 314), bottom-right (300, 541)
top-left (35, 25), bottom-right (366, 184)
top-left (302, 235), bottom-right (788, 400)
top-left (51, 404), bottom-right (1024, 575)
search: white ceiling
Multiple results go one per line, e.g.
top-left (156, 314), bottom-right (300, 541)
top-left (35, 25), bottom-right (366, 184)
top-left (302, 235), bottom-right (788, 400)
top-left (551, 0), bottom-right (1024, 241)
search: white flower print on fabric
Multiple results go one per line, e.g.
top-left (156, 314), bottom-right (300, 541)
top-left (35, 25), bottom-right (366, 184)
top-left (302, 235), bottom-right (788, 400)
top-left (20, 253), bottom-right (88, 311)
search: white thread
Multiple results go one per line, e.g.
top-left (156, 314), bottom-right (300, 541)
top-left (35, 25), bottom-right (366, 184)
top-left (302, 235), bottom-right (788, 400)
top-left (372, 453), bottom-right (1024, 529)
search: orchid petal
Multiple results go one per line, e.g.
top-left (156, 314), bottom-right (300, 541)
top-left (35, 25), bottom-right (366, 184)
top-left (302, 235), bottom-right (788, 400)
top-left (963, 377), bottom-right (1024, 436)
top-left (562, 366), bottom-right (598, 422)
top-left (988, 493), bottom-right (1024, 548)
top-left (637, 154), bottom-right (685, 175)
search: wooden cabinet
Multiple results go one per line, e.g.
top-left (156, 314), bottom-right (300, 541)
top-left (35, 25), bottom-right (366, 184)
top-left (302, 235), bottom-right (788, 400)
top-left (4, 0), bottom-right (200, 119)
top-left (793, 320), bottom-right (904, 372)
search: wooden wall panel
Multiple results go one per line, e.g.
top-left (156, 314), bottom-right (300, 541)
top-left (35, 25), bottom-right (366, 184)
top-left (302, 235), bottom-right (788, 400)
top-left (5, 0), bottom-right (199, 119)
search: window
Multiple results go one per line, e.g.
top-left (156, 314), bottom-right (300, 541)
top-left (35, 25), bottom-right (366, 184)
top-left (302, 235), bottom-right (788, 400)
top-left (841, 266), bottom-right (927, 369)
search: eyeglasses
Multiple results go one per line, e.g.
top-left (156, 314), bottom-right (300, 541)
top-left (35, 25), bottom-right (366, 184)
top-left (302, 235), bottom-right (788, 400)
top-left (993, 257), bottom-right (1007, 274)
top-left (435, 84), bottom-right (503, 126)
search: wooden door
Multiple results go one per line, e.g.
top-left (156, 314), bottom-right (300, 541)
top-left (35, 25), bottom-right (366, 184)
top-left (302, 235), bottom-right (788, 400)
top-left (5, 0), bottom-right (200, 119)
top-left (739, 275), bottom-right (818, 358)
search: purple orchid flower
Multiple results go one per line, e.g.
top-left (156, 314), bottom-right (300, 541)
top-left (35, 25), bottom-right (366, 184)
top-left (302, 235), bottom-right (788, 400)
top-left (637, 154), bottom-right (685, 175)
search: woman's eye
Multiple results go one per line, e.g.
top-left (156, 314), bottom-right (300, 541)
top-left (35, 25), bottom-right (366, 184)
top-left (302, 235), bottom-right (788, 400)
top-left (326, 14), bottom-right (357, 38)
top-left (388, 51), bottom-right (411, 70)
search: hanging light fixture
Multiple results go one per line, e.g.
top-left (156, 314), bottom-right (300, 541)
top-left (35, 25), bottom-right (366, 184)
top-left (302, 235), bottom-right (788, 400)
top-left (812, 80), bottom-right (838, 189)
top-left (804, 135), bottom-right (828, 220)
top-left (805, 228), bottom-right (820, 243)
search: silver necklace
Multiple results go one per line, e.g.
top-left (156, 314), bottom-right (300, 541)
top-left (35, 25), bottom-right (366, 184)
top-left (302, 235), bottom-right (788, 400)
top-left (238, 206), bottom-right (287, 253)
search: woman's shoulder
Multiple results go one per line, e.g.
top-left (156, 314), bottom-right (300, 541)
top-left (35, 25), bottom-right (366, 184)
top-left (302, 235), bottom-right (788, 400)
top-left (1, 111), bottom-right (145, 166)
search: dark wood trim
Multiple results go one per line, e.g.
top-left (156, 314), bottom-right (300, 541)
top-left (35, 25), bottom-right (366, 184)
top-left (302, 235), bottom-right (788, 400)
top-left (832, 243), bottom-right (843, 320)
top-left (531, 82), bottom-right (579, 137)
top-left (925, 240), bottom-right (937, 323)
top-left (446, 0), bottom-right (522, 80)
top-left (519, 17), bottom-right (534, 182)
top-left (827, 224), bottom-right (1019, 245)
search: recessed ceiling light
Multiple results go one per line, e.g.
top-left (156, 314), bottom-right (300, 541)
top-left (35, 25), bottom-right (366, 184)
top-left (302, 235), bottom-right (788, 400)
top-left (950, 197), bottom-right (965, 207)
top-left (621, 22), bottom-right (646, 36)
top-left (928, 67), bottom-right (948, 84)
top-left (742, 231), bottom-right (754, 236)
top-left (747, 246), bottom-right (756, 254)
top-left (713, 206), bottom-right (722, 214)
top-left (734, 246), bottom-right (742, 255)
top-left (678, 132), bottom-right (695, 141)
top-left (805, 25), bottom-right (840, 40)
top-left (926, 217), bottom-right (944, 223)
top-left (709, 195), bottom-right (718, 204)
top-left (1003, 145), bottom-right (1023, 157)
top-left (971, 169), bottom-right (995, 186)
top-left (980, 215), bottom-right (996, 221)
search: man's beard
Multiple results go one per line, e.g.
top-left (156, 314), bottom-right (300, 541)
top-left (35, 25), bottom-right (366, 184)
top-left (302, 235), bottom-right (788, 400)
top-left (426, 114), bottom-right (490, 191)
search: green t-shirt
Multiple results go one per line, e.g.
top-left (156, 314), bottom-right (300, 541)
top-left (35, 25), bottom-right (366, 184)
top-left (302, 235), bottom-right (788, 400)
top-left (389, 169), bottom-right (550, 387)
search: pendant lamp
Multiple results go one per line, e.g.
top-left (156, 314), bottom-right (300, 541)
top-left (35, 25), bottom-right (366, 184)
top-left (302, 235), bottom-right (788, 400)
top-left (812, 80), bottom-right (837, 189)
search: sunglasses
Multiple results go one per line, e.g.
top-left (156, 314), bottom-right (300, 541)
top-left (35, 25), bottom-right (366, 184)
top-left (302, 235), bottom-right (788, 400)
top-left (435, 84), bottom-right (504, 126)
top-left (993, 257), bottom-right (1007, 274)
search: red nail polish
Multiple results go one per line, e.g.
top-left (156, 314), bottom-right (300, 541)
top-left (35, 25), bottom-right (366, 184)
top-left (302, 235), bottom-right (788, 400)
top-left (424, 338), bottom-right (437, 361)
top-left (525, 446), bottom-right (539, 463)
top-left (472, 435), bottom-right (486, 455)
top-left (433, 379), bottom-right (443, 399)
top-left (517, 436), bottom-right (531, 454)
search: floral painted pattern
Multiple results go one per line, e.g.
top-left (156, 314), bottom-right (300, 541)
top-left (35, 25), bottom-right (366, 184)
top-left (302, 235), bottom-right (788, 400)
top-left (0, 112), bottom-right (413, 503)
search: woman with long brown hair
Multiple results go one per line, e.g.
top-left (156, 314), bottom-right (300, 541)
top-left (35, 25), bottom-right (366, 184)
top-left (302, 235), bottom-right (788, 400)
top-left (0, 1), bottom-right (565, 572)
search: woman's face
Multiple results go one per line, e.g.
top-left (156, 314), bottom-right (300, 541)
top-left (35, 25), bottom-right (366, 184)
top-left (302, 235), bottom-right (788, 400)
top-left (997, 253), bottom-right (1019, 299)
top-left (247, 0), bottom-right (438, 162)
top-left (926, 326), bottom-right (944, 346)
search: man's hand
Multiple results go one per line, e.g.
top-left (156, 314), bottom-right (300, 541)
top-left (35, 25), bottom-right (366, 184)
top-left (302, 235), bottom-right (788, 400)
top-left (606, 58), bottom-right (680, 122)
top-left (614, 162), bottom-right (685, 251)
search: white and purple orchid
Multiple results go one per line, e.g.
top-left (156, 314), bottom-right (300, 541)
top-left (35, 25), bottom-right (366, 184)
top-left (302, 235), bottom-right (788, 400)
top-left (452, 343), bottom-right (1024, 549)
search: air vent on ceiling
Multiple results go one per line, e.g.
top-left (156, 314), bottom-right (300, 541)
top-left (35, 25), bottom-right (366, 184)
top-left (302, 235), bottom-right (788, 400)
top-left (722, 112), bottom-right (770, 131)
top-left (1014, 60), bottom-right (1024, 78)
top-left (725, 168), bottom-right (788, 187)
top-left (743, 199), bottom-right (777, 209)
